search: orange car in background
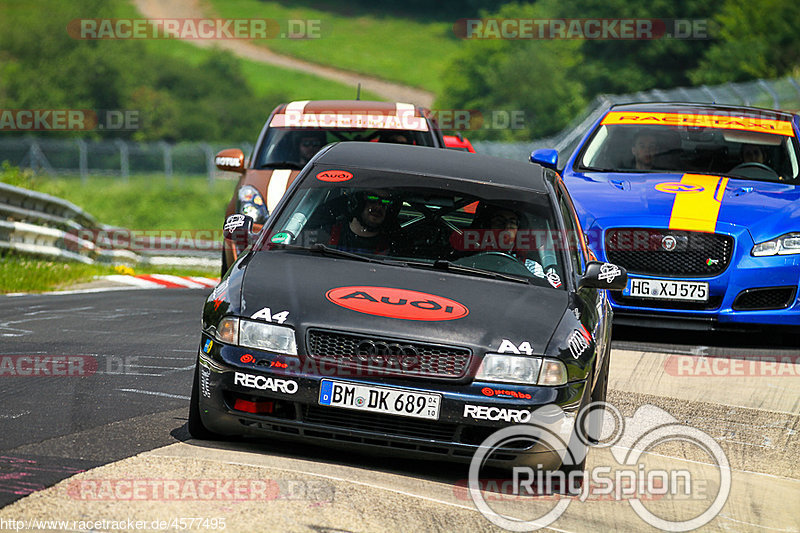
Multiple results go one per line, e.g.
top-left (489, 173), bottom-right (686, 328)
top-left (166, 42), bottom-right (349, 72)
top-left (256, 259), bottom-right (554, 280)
top-left (215, 100), bottom-right (446, 274)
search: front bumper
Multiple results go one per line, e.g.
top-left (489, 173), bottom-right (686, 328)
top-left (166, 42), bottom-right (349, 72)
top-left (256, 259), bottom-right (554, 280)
top-left (598, 227), bottom-right (800, 327)
top-left (195, 338), bottom-right (587, 469)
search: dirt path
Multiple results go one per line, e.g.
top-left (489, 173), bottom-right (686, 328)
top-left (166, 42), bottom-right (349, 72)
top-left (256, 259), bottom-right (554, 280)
top-left (132, 0), bottom-right (435, 107)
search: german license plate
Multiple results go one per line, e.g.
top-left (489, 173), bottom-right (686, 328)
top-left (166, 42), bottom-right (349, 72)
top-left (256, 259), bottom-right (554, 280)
top-left (624, 278), bottom-right (709, 301)
top-left (319, 380), bottom-right (441, 420)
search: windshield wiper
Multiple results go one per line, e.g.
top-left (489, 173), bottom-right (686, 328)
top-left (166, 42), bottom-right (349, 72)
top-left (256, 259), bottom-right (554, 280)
top-left (259, 161), bottom-right (304, 170)
top-left (397, 259), bottom-right (531, 284)
top-left (272, 243), bottom-right (395, 264)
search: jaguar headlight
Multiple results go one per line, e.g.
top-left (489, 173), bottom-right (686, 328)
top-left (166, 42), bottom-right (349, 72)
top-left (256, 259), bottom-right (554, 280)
top-left (237, 185), bottom-right (268, 225)
top-left (239, 320), bottom-right (297, 355)
top-left (752, 232), bottom-right (800, 256)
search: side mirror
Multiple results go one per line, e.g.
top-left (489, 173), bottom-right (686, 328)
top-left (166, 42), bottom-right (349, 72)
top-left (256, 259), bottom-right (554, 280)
top-left (579, 261), bottom-right (627, 290)
top-left (530, 148), bottom-right (558, 170)
top-left (223, 214), bottom-right (254, 253)
top-left (215, 148), bottom-right (246, 173)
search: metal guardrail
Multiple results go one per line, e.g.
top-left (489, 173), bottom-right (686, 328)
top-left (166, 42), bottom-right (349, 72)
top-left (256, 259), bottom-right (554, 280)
top-left (475, 75), bottom-right (800, 164)
top-left (0, 181), bottom-right (219, 269)
top-left (0, 138), bottom-right (253, 184)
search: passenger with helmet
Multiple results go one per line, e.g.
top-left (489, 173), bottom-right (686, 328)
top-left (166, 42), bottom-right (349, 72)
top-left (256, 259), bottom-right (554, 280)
top-left (327, 190), bottom-right (399, 253)
top-left (469, 203), bottom-right (558, 281)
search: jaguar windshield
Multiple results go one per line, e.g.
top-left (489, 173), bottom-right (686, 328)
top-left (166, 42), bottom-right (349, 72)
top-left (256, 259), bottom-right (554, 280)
top-left (578, 111), bottom-right (800, 183)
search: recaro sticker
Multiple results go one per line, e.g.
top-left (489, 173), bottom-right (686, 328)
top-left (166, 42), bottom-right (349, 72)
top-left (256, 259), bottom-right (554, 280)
top-left (316, 170), bottom-right (354, 182)
top-left (325, 286), bottom-right (469, 321)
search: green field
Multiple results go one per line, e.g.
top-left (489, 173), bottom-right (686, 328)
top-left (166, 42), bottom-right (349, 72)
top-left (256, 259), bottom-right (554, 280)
top-left (205, 0), bottom-right (460, 94)
top-left (0, 255), bottom-right (216, 294)
top-left (120, 0), bottom-right (382, 102)
top-left (0, 166), bottom-right (223, 292)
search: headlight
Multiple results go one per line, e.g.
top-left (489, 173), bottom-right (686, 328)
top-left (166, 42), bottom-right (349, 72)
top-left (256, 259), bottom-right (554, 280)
top-left (476, 354), bottom-right (567, 386)
top-left (237, 185), bottom-right (268, 225)
top-left (214, 317), bottom-right (239, 344)
top-left (239, 320), bottom-right (297, 355)
top-left (752, 232), bottom-right (800, 256)
top-left (212, 317), bottom-right (297, 355)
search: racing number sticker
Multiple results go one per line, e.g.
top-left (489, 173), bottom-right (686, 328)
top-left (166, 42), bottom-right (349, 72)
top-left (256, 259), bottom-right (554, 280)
top-left (250, 307), bottom-right (289, 323)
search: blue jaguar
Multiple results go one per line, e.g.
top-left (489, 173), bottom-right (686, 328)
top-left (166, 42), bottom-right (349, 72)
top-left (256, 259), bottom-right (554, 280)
top-left (533, 103), bottom-right (800, 329)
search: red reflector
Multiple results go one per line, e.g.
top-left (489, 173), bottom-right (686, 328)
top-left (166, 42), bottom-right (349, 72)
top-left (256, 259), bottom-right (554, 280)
top-left (233, 398), bottom-right (274, 414)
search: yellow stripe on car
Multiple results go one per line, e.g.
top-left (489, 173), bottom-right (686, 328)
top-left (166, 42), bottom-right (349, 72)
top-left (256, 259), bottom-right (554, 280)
top-left (664, 174), bottom-right (728, 233)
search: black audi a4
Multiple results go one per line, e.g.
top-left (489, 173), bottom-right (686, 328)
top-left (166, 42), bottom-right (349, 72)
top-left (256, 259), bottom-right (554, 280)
top-left (190, 142), bottom-right (626, 470)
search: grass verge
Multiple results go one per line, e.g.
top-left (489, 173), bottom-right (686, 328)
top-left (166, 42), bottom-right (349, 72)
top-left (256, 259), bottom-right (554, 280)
top-left (0, 256), bottom-right (217, 294)
top-left (2, 166), bottom-right (233, 231)
top-left (1, 166), bottom-right (221, 293)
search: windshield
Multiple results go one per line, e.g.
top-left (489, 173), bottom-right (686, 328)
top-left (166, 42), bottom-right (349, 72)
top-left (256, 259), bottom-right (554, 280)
top-left (258, 169), bottom-right (569, 289)
top-left (254, 128), bottom-right (436, 169)
top-left (577, 112), bottom-right (800, 183)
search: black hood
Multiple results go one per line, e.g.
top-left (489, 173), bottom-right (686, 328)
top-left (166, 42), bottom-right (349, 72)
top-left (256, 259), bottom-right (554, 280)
top-left (240, 250), bottom-right (569, 354)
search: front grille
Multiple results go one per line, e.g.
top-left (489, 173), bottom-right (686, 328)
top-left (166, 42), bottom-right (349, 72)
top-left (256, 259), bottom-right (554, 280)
top-left (304, 405), bottom-right (457, 441)
top-left (611, 292), bottom-right (723, 311)
top-left (306, 329), bottom-right (472, 379)
top-left (605, 228), bottom-right (734, 277)
top-left (733, 287), bottom-right (796, 310)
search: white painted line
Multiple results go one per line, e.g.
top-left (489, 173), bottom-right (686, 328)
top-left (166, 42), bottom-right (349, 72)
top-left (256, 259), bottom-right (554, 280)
top-left (717, 514), bottom-right (797, 531)
top-left (147, 274), bottom-right (206, 289)
top-left (105, 274), bottom-right (167, 288)
top-left (117, 388), bottom-right (190, 400)
top-left (128, 364), bottom-right (192, 370)
top-left (3, 286), bottom-right (148, 297)
top-left (187, 276), bottom-right (219, 287)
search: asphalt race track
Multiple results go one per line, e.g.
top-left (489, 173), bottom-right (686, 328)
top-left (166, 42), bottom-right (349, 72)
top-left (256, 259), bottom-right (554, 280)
top-left (0, 287), bottom-right (798, 532)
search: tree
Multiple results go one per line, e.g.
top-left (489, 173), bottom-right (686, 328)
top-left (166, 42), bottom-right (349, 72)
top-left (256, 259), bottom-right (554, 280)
top-left (690, 0), bottom-right (800, 84)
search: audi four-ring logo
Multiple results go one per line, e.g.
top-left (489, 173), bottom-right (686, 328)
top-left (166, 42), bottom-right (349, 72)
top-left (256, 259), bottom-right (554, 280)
top-left (355, 341), bottom-right (420, 369)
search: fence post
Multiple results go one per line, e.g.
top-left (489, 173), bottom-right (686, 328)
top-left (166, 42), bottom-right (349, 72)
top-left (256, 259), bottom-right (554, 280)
top-left (788, 77), bottom-right (800, 100)
top-left (201, 143), bottom-right (215, 189)
top-left (699, 85), bottom-right (717, 103)
top-left (728, 82), bottom-right (750, 106)
top-left (114, 139), bottom-right (129, 182)
top-left (21, 139), bottom-right (56, 175)
top-left (76, 139), bottom-right (88, 184)
top-left (160, 141), bottom-right (173, 185)
top-left (758, 79), bottom-right (780, 109)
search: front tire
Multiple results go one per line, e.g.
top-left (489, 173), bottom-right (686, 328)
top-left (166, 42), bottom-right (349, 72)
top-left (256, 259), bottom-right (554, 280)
top-left (187, 361), bottom-right (222, 440)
